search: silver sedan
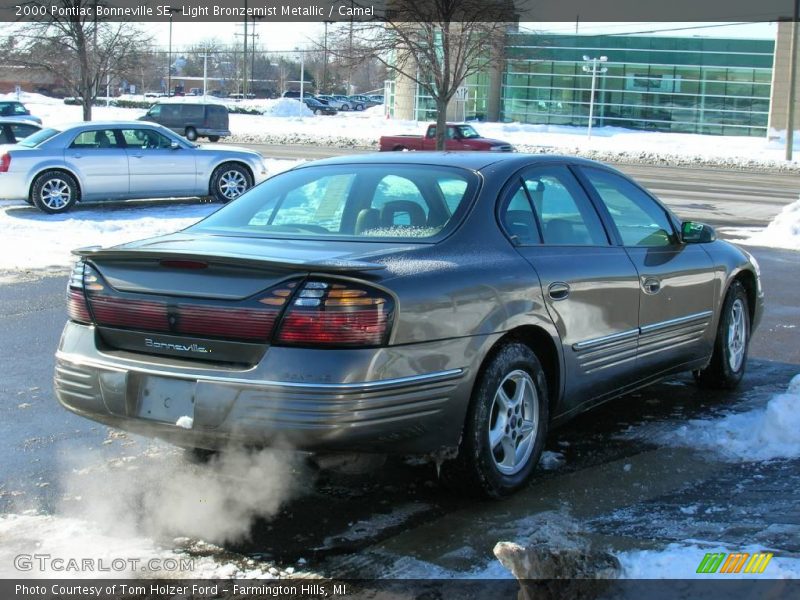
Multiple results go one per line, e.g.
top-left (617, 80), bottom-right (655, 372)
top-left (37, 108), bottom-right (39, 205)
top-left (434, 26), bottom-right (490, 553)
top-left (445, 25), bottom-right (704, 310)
top-left (0, 121), bottom-right (268, 214)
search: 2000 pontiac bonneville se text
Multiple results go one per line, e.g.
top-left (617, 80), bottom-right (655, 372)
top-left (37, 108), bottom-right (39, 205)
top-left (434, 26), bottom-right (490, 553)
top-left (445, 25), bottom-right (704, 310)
top-left (54, 153), bottom-right (762, 497)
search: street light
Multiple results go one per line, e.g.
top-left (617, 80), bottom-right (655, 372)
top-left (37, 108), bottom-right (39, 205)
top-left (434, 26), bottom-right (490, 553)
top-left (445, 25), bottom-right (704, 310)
top-left (166, 7), bottom-right (180, 97)
top-left (295, 47), bottom-right (306, 99)
top-left (582, 55), bottom-right (608, 140)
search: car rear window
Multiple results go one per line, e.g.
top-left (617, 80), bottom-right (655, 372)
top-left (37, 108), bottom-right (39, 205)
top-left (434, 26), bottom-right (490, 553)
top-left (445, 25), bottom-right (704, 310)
top-left (17, 127), bottom-right (60, 147)
top-left (189, 164), bottom-right (480, 242)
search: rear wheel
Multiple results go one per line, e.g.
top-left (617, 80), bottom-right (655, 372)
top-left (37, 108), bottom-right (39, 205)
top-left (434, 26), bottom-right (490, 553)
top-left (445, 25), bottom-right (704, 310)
top-left (207, 135), bottom-right (220, 142)
top-left (694, 280), bottom-right (750, 389)
top-left (31, 170), bottom-right (78, 214)
top-left (441, 342), bottom-right (548, 498)
top-left (354, 103), bottom-right (364, 111)
top-left (185, 127), bottom-right (198, 141)
top-left (210, 163), bottom-right (252, 203)
top-left (340, 103), bottom-right (350, 111)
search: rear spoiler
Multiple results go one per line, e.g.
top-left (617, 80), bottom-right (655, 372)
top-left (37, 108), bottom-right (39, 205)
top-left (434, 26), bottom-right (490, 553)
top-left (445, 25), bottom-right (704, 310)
top-left (72, 246), bottom-right (386, 273)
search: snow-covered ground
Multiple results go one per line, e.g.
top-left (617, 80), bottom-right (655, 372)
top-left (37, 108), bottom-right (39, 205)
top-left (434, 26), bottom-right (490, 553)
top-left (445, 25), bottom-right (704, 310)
top-left (0, 158), bottom-right (301, 272)
top-left (4, 91), bottom-right (799, 170)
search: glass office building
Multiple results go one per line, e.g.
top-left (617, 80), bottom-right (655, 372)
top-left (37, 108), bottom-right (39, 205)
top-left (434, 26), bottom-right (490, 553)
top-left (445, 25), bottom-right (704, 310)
top-left (392, 32), bottom-right (775, 137)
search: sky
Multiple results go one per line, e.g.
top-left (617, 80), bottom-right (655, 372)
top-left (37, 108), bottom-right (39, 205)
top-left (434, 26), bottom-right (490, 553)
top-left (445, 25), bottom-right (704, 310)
top-left (151, 21), bottom-right (778, 52)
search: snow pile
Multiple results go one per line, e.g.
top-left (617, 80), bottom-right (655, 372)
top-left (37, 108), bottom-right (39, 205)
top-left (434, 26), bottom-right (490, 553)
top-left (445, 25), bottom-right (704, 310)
top-left (261, 97), bottom-right (313, 117)
top-left (618, 543), bottom-right (800, 579)
top-left (729, 198), bottom-right (800, 251)
top-left (0, 158), bottom-right (300, 272)
top-left (653, 374), bottom-right (800, 461)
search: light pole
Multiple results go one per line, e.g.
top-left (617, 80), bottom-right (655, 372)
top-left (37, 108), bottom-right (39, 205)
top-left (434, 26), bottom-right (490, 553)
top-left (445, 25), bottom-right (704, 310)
top-left (323, 20), bottom-right (333, 93)
top-left (785, 0), bottom-right (799, 161)
top-left (200, 50), bottom-right (210, 100)
top-left (166, 7), bottom-right (179, 96)
top-left (296, 48), bottom-right (305, 98)
top-left (582, 55), bottom-right (608, 140)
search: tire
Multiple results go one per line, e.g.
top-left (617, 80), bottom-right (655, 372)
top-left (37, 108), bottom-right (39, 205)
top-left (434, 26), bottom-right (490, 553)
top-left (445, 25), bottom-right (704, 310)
top-left (354, 103), bottom-right (364, 111)
top-left (210, 163), bottom-right (252, 203)
top-left (341, 103), bottom-right (350, 111)
top-left (30, 170), bottom-right (79, 214)
top-left (393, 146), bottom-right (408, 151)
top-left (207, 135), bottom-right (220, 142)
top-left (694, 280), bottom-right (750, 389)
top-left (441, 342), bottom-right (549, 498)
top-left (185, 127), bottom-right (198, 141)
top-left (314, 108), bottom-right (322, 116)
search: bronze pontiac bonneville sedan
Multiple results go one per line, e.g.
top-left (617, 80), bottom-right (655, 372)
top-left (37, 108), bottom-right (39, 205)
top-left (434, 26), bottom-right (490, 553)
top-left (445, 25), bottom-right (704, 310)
top-left (55, 153), bottom-right (762, 497)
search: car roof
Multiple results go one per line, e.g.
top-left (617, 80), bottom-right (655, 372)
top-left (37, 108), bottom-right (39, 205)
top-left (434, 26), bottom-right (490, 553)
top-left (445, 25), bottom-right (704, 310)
top-left (53, 121), bottom-right (172, 130)
top-left (0, 118), bottom-right (40, 126)
top-left (299, 152), bottom-right (615, 173)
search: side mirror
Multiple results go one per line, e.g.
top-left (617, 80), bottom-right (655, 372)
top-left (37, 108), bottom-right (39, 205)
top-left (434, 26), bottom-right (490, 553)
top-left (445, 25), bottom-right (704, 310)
top-left (681, 221), bottom-right (716, 244)
top-left (170, 141), bottom-right (180, 150)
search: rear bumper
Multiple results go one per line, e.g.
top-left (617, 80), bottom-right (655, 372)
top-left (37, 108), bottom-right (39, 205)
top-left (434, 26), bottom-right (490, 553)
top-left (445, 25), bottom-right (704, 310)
top-left (0, 172), bottom-right (29, 201)
top-left (55, 322), bottom-right (485, 454)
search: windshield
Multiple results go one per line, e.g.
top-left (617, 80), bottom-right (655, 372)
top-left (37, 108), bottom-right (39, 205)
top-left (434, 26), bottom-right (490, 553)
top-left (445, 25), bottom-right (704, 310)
top-left (18, 127), bottom-right (60, 148)
top-left (189, 164), bottom-right (479, 242)
top-left (457, 125), bottom-right (481, 139)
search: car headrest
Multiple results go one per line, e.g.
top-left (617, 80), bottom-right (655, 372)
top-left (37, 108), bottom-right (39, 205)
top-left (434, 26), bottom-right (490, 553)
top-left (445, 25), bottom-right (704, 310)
top-left (380, 200), bottom-right (426, 227)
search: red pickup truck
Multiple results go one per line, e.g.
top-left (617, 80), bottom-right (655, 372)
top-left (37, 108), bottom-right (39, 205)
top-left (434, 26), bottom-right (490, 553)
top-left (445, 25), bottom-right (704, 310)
top-left (379, 123), bottom-right (514, 152)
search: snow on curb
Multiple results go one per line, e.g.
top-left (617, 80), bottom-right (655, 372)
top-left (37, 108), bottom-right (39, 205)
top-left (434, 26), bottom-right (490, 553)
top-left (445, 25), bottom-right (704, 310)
top-left (618, 542), bottom-right (800, 579)
top-left (725, 198), bottom-right (800, 250)
top-left (640, 374), bottom-right (800, 462)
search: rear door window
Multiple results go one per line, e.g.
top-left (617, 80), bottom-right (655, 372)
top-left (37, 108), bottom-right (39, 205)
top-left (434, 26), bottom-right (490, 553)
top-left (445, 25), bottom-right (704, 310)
top-left (522, 166), bottom-right (609, 246)
top-left (69, 129), bottom-right (121, 149)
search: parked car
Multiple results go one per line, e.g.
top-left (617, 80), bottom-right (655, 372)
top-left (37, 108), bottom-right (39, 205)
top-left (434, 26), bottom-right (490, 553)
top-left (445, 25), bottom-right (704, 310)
top-left (144, 91), bottom-right (166, 98)
top-left (139, 101), bottom-right (230, 142)
top-left (367, 94), bottom-right (385, 105)
top-left (349, 95), bottom-right (381, 110)
top-left (301, 97), bottom-right (338, 115)
top-left (0, 121), bottom-right (267, 213)
top-left (380, 123), bottom-right (514, 152)
top-left (53, 152), bottom-right (762, 498)
top-left (0, 101), bottom-right (42, 125)
top-left (331, 95), bottom-right (353, 110)
top-left (317, 95), bottom-right (349, 111)
top-left (0, 119), bottom-right (41, 144)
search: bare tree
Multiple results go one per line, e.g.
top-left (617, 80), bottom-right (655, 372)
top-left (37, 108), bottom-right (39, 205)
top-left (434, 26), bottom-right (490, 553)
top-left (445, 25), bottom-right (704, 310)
top-left (338, 0), bottom-right (514, 149)
top-left (12, 1), bottom-right (151, 120)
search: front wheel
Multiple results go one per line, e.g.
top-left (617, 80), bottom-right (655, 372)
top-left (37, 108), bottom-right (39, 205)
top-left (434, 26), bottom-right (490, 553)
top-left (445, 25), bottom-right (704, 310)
top-left (31, 170), bottom-right (79, 214)
top-left (314, 108), bottom-right (322, 116)
top-left (441, 342), bottom-right (548, 498)
top-left (185, 127), bottom-right (198, 141)
top-left (210, 163), bottom-right (252, 203)
top-left (694, 280), bottom-right (750, 389)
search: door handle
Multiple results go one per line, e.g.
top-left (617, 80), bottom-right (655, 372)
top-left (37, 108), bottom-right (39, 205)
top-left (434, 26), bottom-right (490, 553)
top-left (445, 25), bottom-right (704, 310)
top-left (643, 277), bottom-right (661, 294)
top-left (130, 154), bottom-right (144, 159)
top-left (548, 282), bottom-right (571, 301)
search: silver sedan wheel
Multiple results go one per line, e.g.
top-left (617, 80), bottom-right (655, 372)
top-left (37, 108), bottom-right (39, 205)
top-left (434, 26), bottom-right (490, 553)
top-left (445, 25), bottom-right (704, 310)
top-left (39, 177), bottom-right (73, 210)
top-left (217, 169), bottom-right (248, 200)
top-left (727, 298), bottom-right (747, 372)
top-left (488, 369), bottom-right (539, 475)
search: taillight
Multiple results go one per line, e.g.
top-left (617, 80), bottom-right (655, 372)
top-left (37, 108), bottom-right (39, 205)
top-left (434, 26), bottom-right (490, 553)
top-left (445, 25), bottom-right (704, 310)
top-left (0, 153), bottom-right (10, 173)
top-left (81, 264), bottom-right (297, 343)
top-left (66, 259), bottom-right (91, 324)
top-left (174, 282), bottom-right (295, 341)
top-left (275, 280), bottom-right (393, 347)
